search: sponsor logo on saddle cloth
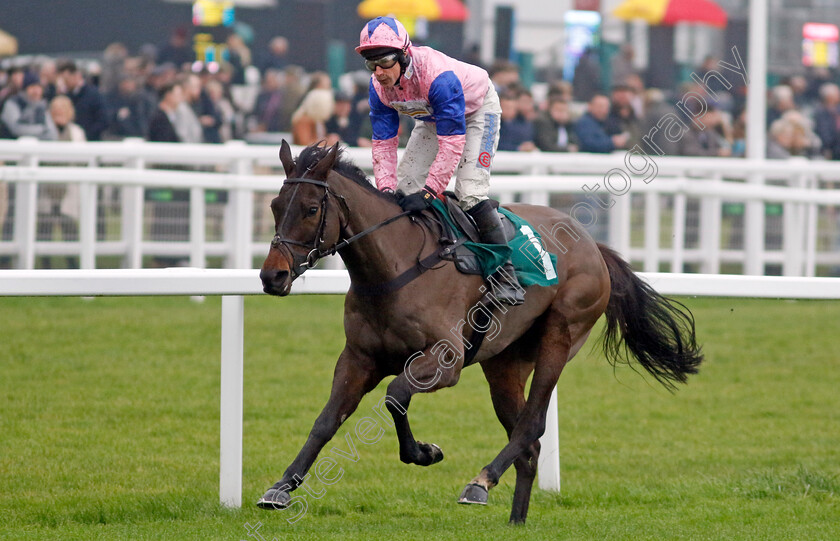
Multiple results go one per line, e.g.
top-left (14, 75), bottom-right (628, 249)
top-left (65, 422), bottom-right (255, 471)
top-left (519, 224), bottom-right (557, 281)
top-left (390, 100), bottom-right (434, 119)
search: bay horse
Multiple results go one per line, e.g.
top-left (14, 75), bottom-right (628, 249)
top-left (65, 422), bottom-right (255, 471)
top-left (258, 141), bottom-right (702, 524)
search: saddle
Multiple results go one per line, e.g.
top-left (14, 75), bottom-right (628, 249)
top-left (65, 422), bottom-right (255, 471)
top-left (427, 192), bottom-right (517, 276)
top-left (350, 193), bottom-right (554, 297)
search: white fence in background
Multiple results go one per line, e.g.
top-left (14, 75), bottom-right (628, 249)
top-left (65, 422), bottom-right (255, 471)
top-left (3, 268), bottom-right (840, 506)
top-left (2, 139), bottom-right (840, 276)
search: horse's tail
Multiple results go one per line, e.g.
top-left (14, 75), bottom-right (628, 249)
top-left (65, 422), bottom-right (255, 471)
top-left (597, 243), bottom-right (703, 391)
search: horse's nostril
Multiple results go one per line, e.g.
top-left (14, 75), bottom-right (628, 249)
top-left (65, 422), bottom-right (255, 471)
top-left (259, 268), bottom-right (275, 284)
top-left (260, 268), bottom-right (290, 292)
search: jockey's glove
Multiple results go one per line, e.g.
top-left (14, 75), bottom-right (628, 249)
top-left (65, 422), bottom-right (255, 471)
top-left (397, 187), bottom-right (436, 213)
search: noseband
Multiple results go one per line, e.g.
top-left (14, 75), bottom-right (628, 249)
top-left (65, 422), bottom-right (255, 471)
top-left (270, 177), bottom-right (411, 273)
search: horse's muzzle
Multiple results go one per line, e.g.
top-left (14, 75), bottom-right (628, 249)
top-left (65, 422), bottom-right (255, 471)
top-left (260, 268), bottom-right (292, 296)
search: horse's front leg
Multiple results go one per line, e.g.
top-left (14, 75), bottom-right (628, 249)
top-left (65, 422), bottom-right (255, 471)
top-left (386, 343), bottom-right (463, 467)
top-left (258, 348), bottom-right (380, 509)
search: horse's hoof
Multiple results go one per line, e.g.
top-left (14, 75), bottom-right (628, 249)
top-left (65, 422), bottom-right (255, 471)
top-left (256, 487), bottom-right (291, 510)
top-left (417, 441), bottom-right (444, 465)
top-left (458, 483), bottom-right (488, 505)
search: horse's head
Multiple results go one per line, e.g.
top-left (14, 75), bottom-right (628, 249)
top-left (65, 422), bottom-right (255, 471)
top-left (260, 140), bottom-right (347, 296)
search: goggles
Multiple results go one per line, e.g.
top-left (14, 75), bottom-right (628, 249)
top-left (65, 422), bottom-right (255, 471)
top-left (364, 53), bottom-right (399, 72)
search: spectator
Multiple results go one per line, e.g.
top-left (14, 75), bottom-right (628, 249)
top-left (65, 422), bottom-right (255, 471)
top-left (767, 85), bottom-right (796, 128)
top-left (534, 97), bottom-right (578, 152)
top-left (489, 60), bottom-right (520, 93)
top-left (225, 33), bottom-right (252, 85)
top-left (173, 75), bottom-right (204, 143)
top-left (677, 102), bottom-right (725, 157)
top-left (58, 61), bottom-right (108, 141)
top-left (786, 75), bottom-right (811, 110)
top-left (0, 71), bottom-right (57, 140)
top-left (607, 83), bottom-right (642, 149)
top-left (184, 73), bottom-right (221, 143)
top-left (49, 95), bottom-right (86, 142)
top-left (641, 88), bottom-right (680, 156)
top-left (148, 82), bottom-right (183, 142)
top-left (546, 79), bottom-right (573, 103)
top-left (38, 59), bottom-right (59, 102)
top-left (100, 42), bottom-right (129, 95)
top-left (253, 69), bottom-right (286, 133)
top-left (258, 36), bottom-right (290, 74)
top-left (731, 108), bottom-right (747, 157)
top-left (205, 80), bottom-right (236, 142)
top-left (622, 73), bottom-right (646, 118)
top-left (804, 67), bottom-right (832, 105)
top-left (40, 94), bottom-right (84, 267)
top-left (0, 67), bottom-right (25, 113)
top-left (105, 75), bottom-right (155, 139)
top-left (277, 65), bottom-right (306, 132)
top-left (325, 92), bottom-right (361, 146)
top-left (767, 110), bottom-right (821, 159)
top-left (516, 87), bottom-right (537, 124)
top-left (305, 71), bottom-right (332, 94)
top-left (291, 88), bottom-right (334, 146)
top-left (813, 83), bottom-right (840, 159)
top-left (498, 89), bottom-right (535, 151)
top-left (157, 26), bottom-right (193, 70)
top-left (573, 47), bottom-right (602, 102)
top-left (611, 44), bottom-right (639, 87)
top-left (576, 94), bottom-right (625, 153)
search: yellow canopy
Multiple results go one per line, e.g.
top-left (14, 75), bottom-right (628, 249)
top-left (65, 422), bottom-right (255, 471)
top-left (612, 0), bottom-right (669, 25)
top-left (0, 28), bottom-right (19, 57)
top-left (357, 0), bottom-right (441, 20)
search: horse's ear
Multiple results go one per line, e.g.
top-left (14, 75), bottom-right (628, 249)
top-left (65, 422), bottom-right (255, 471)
top-left (309, 142), bottom-right (340, 180)
top-left (278, 140), bottom-right (295, 179)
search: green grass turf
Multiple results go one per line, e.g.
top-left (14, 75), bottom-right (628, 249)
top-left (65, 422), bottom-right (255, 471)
top-left (0, 295), bottom-right (838, 540)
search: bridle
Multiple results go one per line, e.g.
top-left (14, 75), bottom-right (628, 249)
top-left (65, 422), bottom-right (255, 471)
top-left (270, 177), bottom-right (411, 274)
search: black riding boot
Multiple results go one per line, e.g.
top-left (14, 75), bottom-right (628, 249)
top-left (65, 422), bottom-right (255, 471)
top-left (467, 200), bottom-right (525, 306)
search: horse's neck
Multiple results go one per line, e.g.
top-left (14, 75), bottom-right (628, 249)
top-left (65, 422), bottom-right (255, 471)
top-left (333, 175), bottom-right (422, 285)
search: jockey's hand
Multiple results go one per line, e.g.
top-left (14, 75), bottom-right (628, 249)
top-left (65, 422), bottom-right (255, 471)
top-left (397, 188), bottom-right (436, 213)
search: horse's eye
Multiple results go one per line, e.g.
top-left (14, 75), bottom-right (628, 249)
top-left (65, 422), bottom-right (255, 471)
top-left (307, 206), bottom-right (319, 216)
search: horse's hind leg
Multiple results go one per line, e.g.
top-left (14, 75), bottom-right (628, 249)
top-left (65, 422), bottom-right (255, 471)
top-left (468, 354), bottom-right (540, 524)
top-left (460, 309), bottom-right (572, 523)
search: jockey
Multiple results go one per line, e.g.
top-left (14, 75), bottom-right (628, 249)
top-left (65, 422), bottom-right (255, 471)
top-left (356, 16), bottom-right (525, 305)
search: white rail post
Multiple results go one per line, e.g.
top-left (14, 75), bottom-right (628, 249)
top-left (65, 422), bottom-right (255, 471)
top-left (14, 148), bottom-right (38, 269)
top-left (671, 191), bottom-right (686, 273)
top-left (608, 189), bottom-right (631, 260)
top-left (227, 142), bottom-right (254, 269)
top-left (79, 181), bottom-right (97, 269)
top-left (123, 152), bottom-right (145, 268)
top-left (744, 0), bottom-right (767, 276)
top-left (644, 190), bottom-right (660, 272)
top-left (744, 173), bottom-right (765, 275)
top-left (220, 294), bottom-right (245, 508)
top-left (699, 176), bottom-right (722, 274)
top-left (538, 386), bottom-right (560, 491)
top-left (190, 187), bottom-right (206, 268)
top-left (783, 173), bottom-right (807, 276)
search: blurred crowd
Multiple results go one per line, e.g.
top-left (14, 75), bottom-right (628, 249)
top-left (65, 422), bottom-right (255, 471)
top-left (2, 33), bottom-right (840, 162)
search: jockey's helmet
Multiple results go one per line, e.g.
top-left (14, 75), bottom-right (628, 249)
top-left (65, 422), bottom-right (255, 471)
top-left (356, 17), bottom-right (411, 58)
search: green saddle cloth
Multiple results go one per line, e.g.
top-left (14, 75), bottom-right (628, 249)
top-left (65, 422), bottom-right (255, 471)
top-left (429, 199), bottom-right (559, 288)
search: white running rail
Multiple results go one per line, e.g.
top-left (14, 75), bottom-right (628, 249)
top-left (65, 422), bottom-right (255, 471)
top-left (2, 268), bottom-right (840, 505)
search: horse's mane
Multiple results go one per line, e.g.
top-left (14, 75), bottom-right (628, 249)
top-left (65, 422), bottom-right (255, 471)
top-left (295, 143), bottom-right (398, 204)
